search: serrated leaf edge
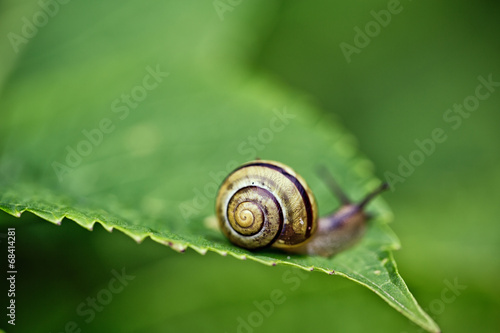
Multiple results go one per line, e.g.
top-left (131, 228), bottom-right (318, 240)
top-left (0, 203), bottom-right (439, 333)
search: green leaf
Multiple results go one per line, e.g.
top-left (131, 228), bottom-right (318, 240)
top-left (0, 1), bottom-right (439, 332)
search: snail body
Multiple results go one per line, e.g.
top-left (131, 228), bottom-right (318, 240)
top-left (215, 160), bottom-right (387, 257)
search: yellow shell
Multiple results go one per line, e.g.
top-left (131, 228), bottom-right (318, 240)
top-left (215, 160), bottom-right (318, 250)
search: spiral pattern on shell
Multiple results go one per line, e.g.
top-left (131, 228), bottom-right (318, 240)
top-left (216, 160), bottom-right (318, 250)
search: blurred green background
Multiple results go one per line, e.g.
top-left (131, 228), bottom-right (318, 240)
top-left (1, 0), bottom-right (499, 332)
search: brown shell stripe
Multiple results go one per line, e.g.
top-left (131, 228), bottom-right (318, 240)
top-left (234, 162), bottom-right (314, 238)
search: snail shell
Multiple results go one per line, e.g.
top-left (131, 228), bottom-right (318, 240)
top-left (215, 160), bottom-right (318, 250)
top-left (216, 159), bottom-right (388, 257)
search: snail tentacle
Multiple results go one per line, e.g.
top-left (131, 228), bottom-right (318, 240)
top-left (215, 160), bottom-right (387, 257)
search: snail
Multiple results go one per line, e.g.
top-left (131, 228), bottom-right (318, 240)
top-left (215, 160), bottom-right (388, 257)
